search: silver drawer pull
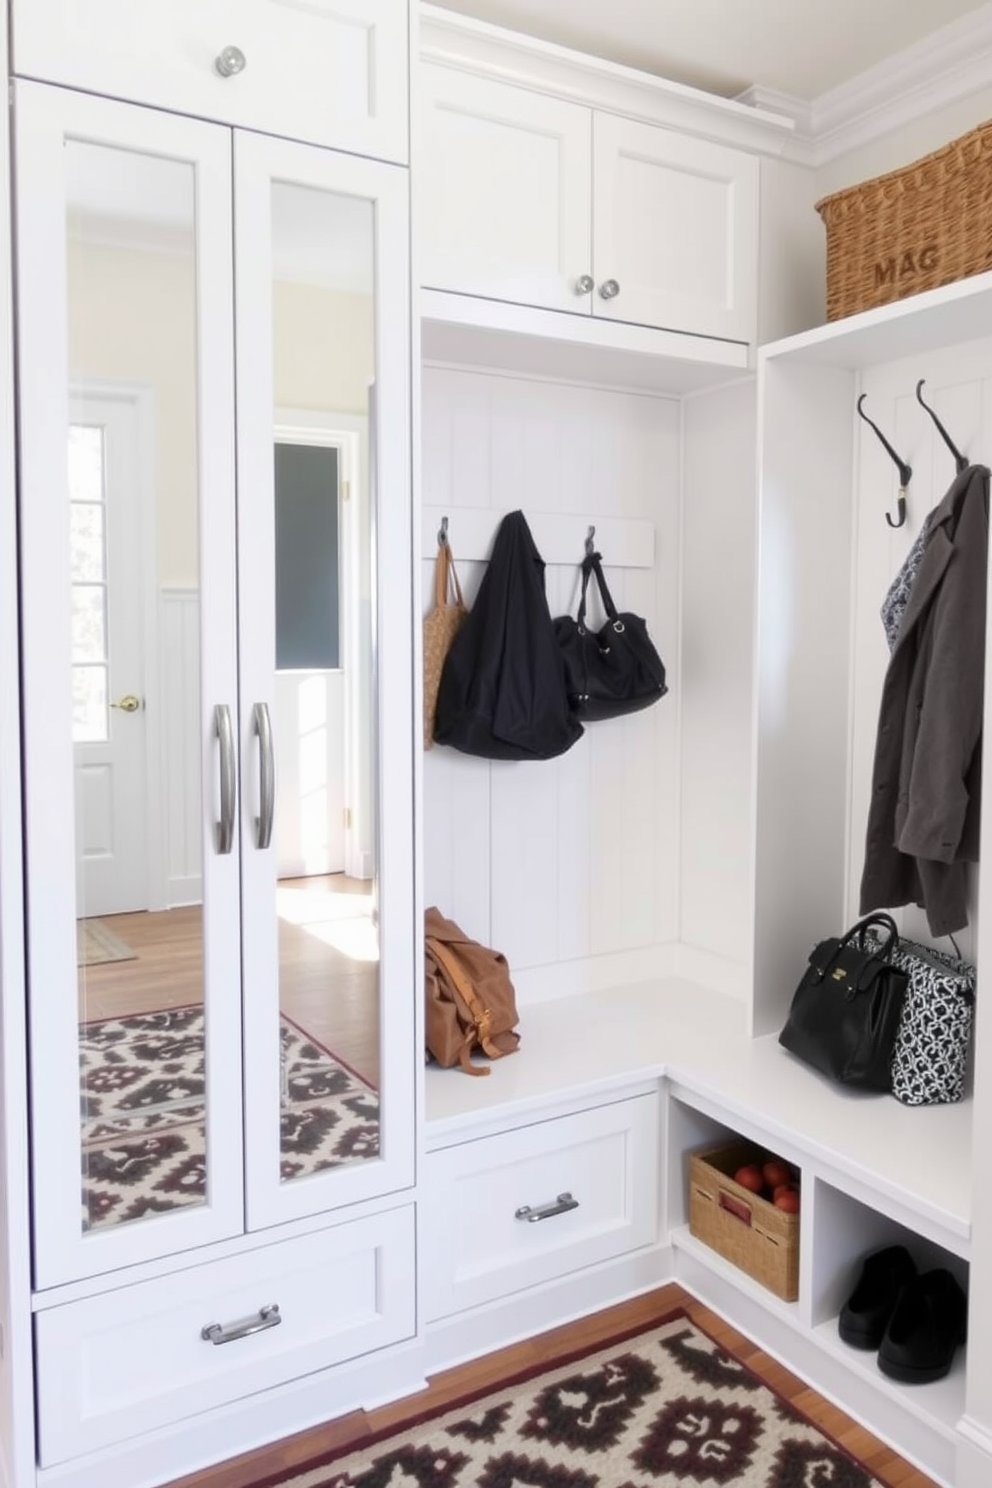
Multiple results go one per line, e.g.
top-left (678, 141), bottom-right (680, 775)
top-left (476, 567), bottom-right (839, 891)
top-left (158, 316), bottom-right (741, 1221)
top-left (200, 1302), bottom-right (281, 1345)
top-left (515, 1192), bottom-right (579, 1223)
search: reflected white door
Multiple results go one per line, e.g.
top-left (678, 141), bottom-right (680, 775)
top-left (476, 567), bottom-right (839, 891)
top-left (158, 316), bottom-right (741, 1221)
top-left (70, 391), bottom-right (149, 916)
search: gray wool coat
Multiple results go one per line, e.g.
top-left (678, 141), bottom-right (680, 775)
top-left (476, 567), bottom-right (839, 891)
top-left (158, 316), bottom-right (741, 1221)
top-left (860, 462), bottom-right (991, 937)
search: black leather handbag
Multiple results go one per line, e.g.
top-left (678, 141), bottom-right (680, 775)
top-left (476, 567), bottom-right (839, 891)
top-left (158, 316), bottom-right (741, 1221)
top-left (554, 550), bottom-right (668, 722)
top-left (778, 912), bottom-right (909, 1092)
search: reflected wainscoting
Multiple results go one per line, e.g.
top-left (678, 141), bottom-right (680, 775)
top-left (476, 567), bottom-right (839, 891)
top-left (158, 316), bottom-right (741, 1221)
top-left (77, 875), bottom-right (379, 1231)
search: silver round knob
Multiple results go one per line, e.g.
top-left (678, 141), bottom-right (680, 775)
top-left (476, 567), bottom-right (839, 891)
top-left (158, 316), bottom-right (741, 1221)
top-left (214, 45), bottom-right (247, 78)
top-left (598, 279), bottom-right (620, 301)
top-left (574, 274), bottom-right (594, 295)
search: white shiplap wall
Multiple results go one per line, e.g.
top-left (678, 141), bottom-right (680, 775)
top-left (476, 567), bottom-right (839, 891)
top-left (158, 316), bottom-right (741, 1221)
top-left (421, 364), bottom-right (682, 1001)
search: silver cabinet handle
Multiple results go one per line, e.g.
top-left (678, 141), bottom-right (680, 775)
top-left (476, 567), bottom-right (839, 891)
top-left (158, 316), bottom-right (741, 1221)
top-left (213, 703), bottom-right (236, 855)
top-left (598, 279), bottom-right (620, 301)
top-left (574, 274), bottom-right (594, 295)
top-left (201, 1303), bottom-right (281, 1346)
top-left (214, 45), bottom-right (247, 78)
top-left (252, 701), bottom-right (275, 851)
top-left (515, 1192), bottom-right (579, 1223)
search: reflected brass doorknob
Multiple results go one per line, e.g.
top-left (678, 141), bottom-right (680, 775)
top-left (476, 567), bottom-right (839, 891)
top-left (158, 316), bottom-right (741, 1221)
top-left (110, 694), bottom-right (142, 713)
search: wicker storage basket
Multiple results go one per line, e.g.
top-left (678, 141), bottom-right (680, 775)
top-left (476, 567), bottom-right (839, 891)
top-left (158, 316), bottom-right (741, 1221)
top-left (815, 119), bottom-right (992, 320)
top-left (688, 1139), bottom-right (799, 1301)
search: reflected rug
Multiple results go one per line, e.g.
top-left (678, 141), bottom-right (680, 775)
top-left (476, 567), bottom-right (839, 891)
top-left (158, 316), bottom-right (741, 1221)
top-left (77, 918), bottom-right (137, 967)
top-left (270, 1312), bottom-right (886, 1488)
top-left (80, 1007), bottom-right (379, 1230)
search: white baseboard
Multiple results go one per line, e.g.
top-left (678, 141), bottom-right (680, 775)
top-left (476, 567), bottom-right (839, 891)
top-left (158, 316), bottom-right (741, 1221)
top-left (423, 1243), bottom-right (673, 1376)
top-left (36, 1339), bottom-right (428, 1488)
top-left (166, 875), bottom-right (202, 910)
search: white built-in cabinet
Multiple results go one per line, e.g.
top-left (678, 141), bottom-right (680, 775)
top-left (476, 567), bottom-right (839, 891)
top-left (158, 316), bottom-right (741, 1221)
top-left (4, 3), bottom-right (419, 1476)
top-left (10, 0), bottom-right (410, 165)
top-left (420, 61), bottom-right (759, 343)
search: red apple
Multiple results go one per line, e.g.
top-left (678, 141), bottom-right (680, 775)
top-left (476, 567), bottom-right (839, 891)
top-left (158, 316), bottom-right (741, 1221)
top-left (734, 1164), bottom-right (765, 1194)
top-left (774, 1187), bottom-right (800, 1214)
top-left (763, 1160), bottom-right (793, 1190)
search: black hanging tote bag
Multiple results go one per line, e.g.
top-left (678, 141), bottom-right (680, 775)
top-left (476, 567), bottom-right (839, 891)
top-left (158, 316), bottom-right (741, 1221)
top-left (778, 912), bottom-right (909, 1092)
top-left (554, 549), bottom-right (668, 721)
top-left (433, 510), bottom-right (583, 761)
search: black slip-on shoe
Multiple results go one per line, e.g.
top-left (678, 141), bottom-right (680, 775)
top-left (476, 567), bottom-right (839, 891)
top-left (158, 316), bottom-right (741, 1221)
top-left (838, 1244), bottom-right (917, 1350)
top-left (877, 1268), bottom-right (968, 1384)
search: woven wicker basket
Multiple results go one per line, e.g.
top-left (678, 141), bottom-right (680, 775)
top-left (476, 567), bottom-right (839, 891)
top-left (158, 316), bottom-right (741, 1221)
top-left (815, 119), bottom-right (992, 321)
top-left (688, 1139), bottom-right (799, 1301)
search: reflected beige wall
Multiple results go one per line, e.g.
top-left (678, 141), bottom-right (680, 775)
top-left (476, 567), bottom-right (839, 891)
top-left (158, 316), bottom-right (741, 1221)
top-left (273, 281), bottom-right (373, 413)
top-left (67, 240), bottom-right (199, 587)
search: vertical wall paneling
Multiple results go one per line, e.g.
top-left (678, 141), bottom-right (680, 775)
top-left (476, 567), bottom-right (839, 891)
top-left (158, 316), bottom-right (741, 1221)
top-left (679, 380), bottom-right (757, 988)
top-left (421, 364), bottom-right (680, 998)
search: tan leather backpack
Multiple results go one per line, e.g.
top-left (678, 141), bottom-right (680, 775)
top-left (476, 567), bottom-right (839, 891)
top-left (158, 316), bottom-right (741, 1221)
top-left (424, 907), bottom-right (520, 1076)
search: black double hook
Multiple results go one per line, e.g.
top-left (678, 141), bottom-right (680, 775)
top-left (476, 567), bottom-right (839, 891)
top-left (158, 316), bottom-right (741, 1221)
top-left (856, 394), bottom-right (910, 529)
top-left (856, 382), bottom-right (970, 530)
top-left (915, 379), bottom-right (968, 474)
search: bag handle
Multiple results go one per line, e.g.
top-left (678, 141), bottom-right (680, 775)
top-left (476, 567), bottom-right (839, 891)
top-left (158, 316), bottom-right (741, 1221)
top-left (809, 911), bottom-right (900, 987)
top-left (842, 911), bottom-right (899, 956)
top-left (434, 540), bottom-right (464, 610)
top-left (577, 550), bottom-right (622, 633)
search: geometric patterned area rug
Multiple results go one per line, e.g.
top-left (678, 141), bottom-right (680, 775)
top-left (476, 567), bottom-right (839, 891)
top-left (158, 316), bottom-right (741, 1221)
top-left (270, 1313), bottom-right (886, 1488)
top-left (80, 1006), bottom-right (379, 1231)
top-left (77, 917), bottom-right (137, 966)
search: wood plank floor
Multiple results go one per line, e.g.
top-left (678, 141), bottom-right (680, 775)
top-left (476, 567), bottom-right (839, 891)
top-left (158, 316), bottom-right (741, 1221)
top-left (166, 1284), bottom-right (941, 1488)
top-left (78, 873), bottom-right (379, 1084)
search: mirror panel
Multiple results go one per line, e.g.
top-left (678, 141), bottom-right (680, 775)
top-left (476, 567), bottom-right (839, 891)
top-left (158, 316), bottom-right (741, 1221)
top-left (66, 139), bottom-right (208, 1233)
top-left (268, 181), bottom-right (381, 1183)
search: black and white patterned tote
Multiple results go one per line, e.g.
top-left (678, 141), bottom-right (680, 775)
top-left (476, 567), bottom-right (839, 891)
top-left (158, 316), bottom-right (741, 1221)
top-left (868, 932), bottom-right (975, 1104)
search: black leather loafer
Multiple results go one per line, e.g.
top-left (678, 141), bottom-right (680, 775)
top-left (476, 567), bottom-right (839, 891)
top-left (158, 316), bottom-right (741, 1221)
top-left (838, 1244), bottom-right (917, 1349)
top-left (877, 1268), bottom-right (968, 1384)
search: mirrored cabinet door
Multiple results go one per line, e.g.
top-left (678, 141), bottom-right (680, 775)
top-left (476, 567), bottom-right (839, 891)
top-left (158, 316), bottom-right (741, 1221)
top-left (15, 82), bottom-right (245, 1288)
top-left (233, 131), bottom-right (415, 1229)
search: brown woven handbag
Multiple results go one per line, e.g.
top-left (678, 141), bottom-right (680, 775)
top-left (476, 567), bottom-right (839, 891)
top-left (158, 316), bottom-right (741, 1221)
top-left (423, 538), bottom-right (467, 750)
top-left (424, 907), bottom-right (520, 1076)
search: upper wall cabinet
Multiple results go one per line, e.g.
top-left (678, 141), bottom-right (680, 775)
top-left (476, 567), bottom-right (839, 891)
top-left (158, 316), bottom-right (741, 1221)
top-left (10, 0), bottom-right (410, 164)
top-left (420, 63), bottom-right (759, 344)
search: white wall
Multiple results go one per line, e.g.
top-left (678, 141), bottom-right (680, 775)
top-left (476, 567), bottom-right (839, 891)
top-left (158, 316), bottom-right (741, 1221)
top-left (679, 378), bottom-right (757, 994)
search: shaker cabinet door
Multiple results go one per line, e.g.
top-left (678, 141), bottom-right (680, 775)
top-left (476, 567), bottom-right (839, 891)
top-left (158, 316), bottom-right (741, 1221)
top-left (15, 82), bottom-right (245, 1288)
top-left (592, 113), bottom-right (759, 343)
top-left (10, 0), bottom-right (410, 165)
top-left (420, 64), bottom-right (593, 313)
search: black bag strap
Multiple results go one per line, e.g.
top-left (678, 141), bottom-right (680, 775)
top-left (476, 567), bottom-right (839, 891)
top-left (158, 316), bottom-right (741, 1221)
top-left (577, 551), bottom-right (621, 632)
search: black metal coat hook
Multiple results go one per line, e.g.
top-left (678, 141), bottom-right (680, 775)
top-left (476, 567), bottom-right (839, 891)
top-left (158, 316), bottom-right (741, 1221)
top-left (915, 379), bottom-right (968, 474)
top-left (856, 393), bottom-right (910, 529)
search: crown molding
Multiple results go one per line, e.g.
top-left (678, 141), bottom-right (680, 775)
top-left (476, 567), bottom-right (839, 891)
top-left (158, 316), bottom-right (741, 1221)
top-left (745, 3), bottom-right (992, 168)
top-left (811, 0), bottom-right (992, 163)
top-left (418, 3), bottom-right (794, 157)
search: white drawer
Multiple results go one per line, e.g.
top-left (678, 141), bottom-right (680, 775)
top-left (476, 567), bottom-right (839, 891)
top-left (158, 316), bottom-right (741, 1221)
top-left (423, 1094), bottom-right (658, 1320)
top-left (35, 1204), bottom-right (415, 1465)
